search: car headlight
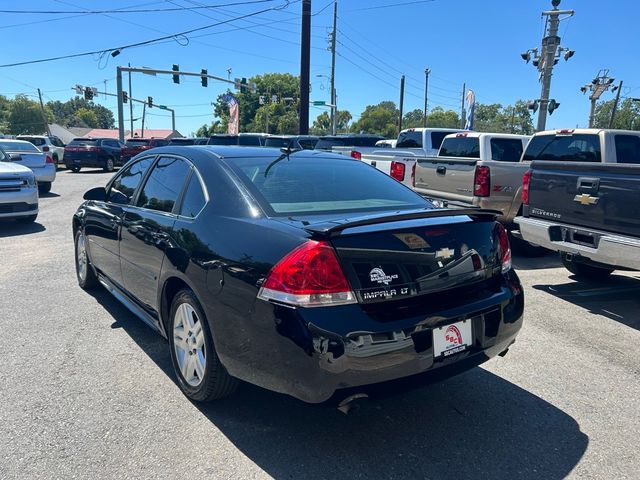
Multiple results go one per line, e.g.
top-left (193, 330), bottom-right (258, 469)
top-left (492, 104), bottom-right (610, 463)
top-left (23, 175), bottom-right (36, 187)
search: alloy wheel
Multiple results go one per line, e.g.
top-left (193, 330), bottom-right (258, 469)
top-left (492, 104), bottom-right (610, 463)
top-left (173, 303), bottom-right (206, 387)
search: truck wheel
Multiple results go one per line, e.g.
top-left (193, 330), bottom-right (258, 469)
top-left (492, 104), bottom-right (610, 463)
top-left (53, 155), bottom-right (60, 168)
top-left (70, 166), bottom-right (80, 173)
top-left (561, 253), bottom-right (614, 280)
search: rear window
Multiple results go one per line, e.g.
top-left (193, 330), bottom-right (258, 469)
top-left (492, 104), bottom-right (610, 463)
top-left (614, 135), bottom-right (640, 164)
top-left (239, 135), bottom-right (262, 146)
top-left (523, 134), bottom-right (601, 162)
top-left (352, 136), bottom-right (384, 147)
top-left (126, 139), bottom-right (151, 147)
top-left (264, 137), bottom-right (291, 148)
top-left (430, 131), bottom-right (451, 151)
top-left (490, 138), bottom-right (525, 162)
top-left (228, 155), bottom-right (429, 216)
top-left (68, 139), bottom-right (98, 147)
top-left (439, 137), bottom-right (480, 158)
top-left (0, 141), bottom-right (39, 152)
top-left (17, 137), bottom-right (45, 146)
top-left (298, 138), bottom-right (318, 149)
top-left (315, 137), bottom-right (346, 150)
top-left (169, 138), bottom-right (195, 145)
top-left (396, 131), bottom-right (422, 149)
top-left (208, 136), bottom-right (238, 145)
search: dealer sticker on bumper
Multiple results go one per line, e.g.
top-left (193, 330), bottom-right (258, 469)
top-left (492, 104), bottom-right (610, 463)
top-left (433, 320), bottom-right (472, 357)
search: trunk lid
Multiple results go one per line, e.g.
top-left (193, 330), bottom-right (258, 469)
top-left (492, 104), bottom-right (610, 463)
top-left (4, 151), bottom-right (46, 168)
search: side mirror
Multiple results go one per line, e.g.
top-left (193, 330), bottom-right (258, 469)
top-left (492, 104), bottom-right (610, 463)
top-left (83, 186), bottom-right (107, 201)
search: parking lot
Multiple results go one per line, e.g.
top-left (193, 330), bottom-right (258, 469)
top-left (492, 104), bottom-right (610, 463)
top-left (1, 170), bottom-right (639, 479)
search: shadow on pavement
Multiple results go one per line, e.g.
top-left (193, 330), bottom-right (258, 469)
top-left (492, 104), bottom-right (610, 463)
top-left (90, 288), bottom-right (588, 480)
top-left (39, 191), bottom-right (61, 198)
top-left (512, 252), bottom-right (562, 271)
top-left (0, 219), bottom-right (46, 237)
top-left (533, 274), bottom-right (640, 330)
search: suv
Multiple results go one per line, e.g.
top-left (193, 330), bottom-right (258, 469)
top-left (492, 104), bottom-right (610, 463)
top-left (64, 138), bottom-right (125, 172)
top-left (207, 133), bottom-right (269, 146)
top-left (121, 137), bottom-right (171, 162)
top-left (16, 135), bottom-right (66, 169)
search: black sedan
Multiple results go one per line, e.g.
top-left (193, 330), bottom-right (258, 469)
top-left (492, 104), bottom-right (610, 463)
top-left (73, 146), bottom-right (524, 404)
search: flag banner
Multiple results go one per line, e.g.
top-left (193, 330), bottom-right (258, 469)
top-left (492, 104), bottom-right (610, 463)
top-left (222, 93), bottom-right (239, 135)
top-left (464, 89), bottom-right (475, 130)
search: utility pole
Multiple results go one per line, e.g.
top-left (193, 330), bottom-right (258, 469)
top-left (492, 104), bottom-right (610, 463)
top-left (128, 63), bottom-right (134, 138)
top-left (36, 88), bottom-right (51, 136)
top-left (609, 80), bottom-right (623, 128)
top-left (581, 69), bottom-right (616, 128)
top-left (423, 68), bottom-right (430, 127)
top-left (141, 102), bottom-right (146, 138)
top-left (299, 0), bottom-right (311, 134)
top-left (117, 67), bottom-right (125, 141)
top-left (398, 75), bottom-right (405, 135)
top-left (460, 83), bottom-right (466, 129)
top-left (521, 0), bottom-right (574, 131)
top-left (329, 1), bottom-right (338, 135)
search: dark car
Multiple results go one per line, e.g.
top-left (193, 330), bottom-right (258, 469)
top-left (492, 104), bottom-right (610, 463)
top-left (64, 138), bottom-right (125, 172)
top-left (264, 135), bottom-right (319, 150)
top-left (168, 137), bottom-right (208, 146)
top-left (121, 137), bottom-right (170, 162)
top-left (314, 134), bottom-right (386, 151)
top-left (73, 146), bottom-right (523, 404)
top-left (207, 133), bottom-right (269, 146)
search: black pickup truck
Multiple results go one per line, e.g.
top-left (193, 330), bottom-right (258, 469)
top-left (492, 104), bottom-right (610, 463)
top-left (515, 161), bottom-right (640, 279)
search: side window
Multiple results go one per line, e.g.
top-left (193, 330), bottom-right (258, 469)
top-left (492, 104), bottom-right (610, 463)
top-left (52, 137), bottom-right (64, 147)
top-left (239, 135), bottom-right (260, 146)
top-left (108, 157), bottom-right (154, 205)
top-left (490, 139), bottom-right (525, 162)
top-left (180, 171), bottom-right (207, 217)
top-left (137, 157), bottom-right (190, 213)
top-left (614, 135), bottom-right (640, 164)
top-left (298, 139), bottom-right (317, 150)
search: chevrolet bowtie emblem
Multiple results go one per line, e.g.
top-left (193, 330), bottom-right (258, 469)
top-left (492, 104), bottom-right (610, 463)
top-left (435, 247), bottom-right (455, 259)
top-left (573, 194), bottom-right (599, 205)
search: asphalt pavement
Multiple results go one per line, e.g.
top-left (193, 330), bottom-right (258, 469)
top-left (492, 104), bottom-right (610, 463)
top-left (1, 169), bottom-right (638, 479)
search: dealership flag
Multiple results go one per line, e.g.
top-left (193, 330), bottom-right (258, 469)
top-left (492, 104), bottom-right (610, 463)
top-left (222, 93), bottom-right (239, 135)
top-left (464, 89), bottom-right (475, 130)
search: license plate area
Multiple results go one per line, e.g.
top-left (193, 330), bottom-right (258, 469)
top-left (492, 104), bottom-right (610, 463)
top-left (433, 319), bottom-right (472, 358)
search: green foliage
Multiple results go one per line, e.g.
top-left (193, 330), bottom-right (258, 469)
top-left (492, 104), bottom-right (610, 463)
top-left (472, 100), bottom-right (534, 134)
top-left (194, 121), bottom-right (222, 137)
top-left (46, 97), bottom-right (114, 129)
top-left (70, 108), bottom-right (99, 128)
top-left (402, 108), bottom-right (425, 129)
top-left (6, 95), bottom-right (51, 135)
top-left (425, 107), bottom-right (460, 129)
top-left (310, 110), bottom-right (352, 134)
top-left (593, 98), bottom-right (640, 130)
top-left (350, 101), bottom-right (399, 138)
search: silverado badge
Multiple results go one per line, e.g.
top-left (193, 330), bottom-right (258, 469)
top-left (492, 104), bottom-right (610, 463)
top-left (573, 194), bottom-right (599, 206)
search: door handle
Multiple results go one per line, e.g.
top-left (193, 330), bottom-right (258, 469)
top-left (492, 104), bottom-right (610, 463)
top-left (436, 166), bottom-right (446, 175)
top-left (577, 176), bottom-right (599, 194)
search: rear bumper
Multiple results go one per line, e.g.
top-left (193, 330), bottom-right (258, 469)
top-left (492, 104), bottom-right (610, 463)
top-left (32, 164), bottom-right (56, 183)
top-left (216, 272), bottom-right (524, 403)
top-left (515, 216), bottom-right (640, 270)
top-left (64, 155), bottom-right (104, 169)
top-left (0, 188), bottom-right (38, 218)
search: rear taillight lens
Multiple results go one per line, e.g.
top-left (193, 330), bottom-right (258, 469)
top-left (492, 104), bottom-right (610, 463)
top-left (45, 155), bottom-right (54, 164)
top-left (88, 146), bottom-right (99, 152)
top-left (522, 169), bottom-right (532, 205)
top-left (350, 150), bottom-right (362, 160)
top-left (390, 161), bottom-right (405, 181)
top-left (42, 146), bottom-right (50, 152)
top-left (497, 223), bottom-right (512, 273)
top-left (473, 166), bottom-right (490, 197)
top-left (258, 240), bottom-right (356, 307)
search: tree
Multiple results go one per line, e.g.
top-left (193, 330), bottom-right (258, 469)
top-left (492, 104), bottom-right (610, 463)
top-left (195, 121), bottom-right (222, 137)
top-left (402, 108), bottom-right (424, 129)
top-left (425, 107), bottom-right (460, 129)
top-left (311, 110), bottom-right (352, 134)
top-left (46, 97), bottom-right (115, 128)
top-left (468, 101), bottom-right (534, 134)
top-left (71, 108), bottom-right (99, 128)
top-left (7, 95), bottom-right (51, 135)
top-left (593, 98), bottom-right (640, 130)
top-left (350, 101), bottom-right (399, 138)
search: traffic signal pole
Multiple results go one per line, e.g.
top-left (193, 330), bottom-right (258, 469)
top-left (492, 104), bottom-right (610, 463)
top-left (537, 6), bottom-right (562, 131)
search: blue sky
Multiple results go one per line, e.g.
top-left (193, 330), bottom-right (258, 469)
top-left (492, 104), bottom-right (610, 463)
top-left (1, 0), bottom-right (638, 136)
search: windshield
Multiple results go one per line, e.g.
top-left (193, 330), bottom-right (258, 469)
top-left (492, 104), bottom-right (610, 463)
top-left (17, 137), bottom-right (45, 146)
top-left (227, 155), bottom-right (430, 216)
top-left (314, 138), bottom-right (346, 150)
top-left (523, 134), bottom-right (602, 162)
top-left (439, 137), bottom-right (480, 158)
top-left (0, 141), bottom-right (39, 152)
top-left (126, 139), bottom-right (151, 147)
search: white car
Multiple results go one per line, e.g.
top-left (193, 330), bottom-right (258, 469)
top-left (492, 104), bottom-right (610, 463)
top-left (0, 148), bottom-right (38, 223)
top-left (16, 135), bottom-right (66, 169)
top-left (0, 139), bottom-right (56, 193)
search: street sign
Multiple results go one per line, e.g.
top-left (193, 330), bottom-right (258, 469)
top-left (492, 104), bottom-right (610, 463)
top-left (313, 100), bottom-right (326, 106)
top-left (159, 105), bottom-right (167, 110)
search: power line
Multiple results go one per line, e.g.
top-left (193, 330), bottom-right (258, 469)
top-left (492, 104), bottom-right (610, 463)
top-left (0, 1), bottom-right (295, 68)
top-left (345, 0), bottom-right (435, 12)
top-left (0, 0), bottom-right (279, 14)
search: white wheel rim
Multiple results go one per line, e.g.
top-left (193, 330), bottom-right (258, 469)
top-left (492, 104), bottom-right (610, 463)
top-left (173, 303), bottom-right (206, 387)
top-left (77, 234), bottom-right (88, 282)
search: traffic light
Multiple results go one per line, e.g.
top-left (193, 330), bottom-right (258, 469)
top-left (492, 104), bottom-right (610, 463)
top-left (122, 91), bottom-right (128, 104)
top-left (172, 64), bottom-right (180, 84)
top-left (201, 69), bottom-right (208, 87)
top-left (527, 100), bottom-right (539, 113)
top-left (84, 86), bottom-right (94, 101)
top-left (147, 96), bottom-right (153, 108)
top-left (548, 99), bottom-right (560, 115)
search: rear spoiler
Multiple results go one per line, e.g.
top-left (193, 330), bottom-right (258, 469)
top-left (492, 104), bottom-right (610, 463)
top-left (304, 208), bottom-right (501, 238)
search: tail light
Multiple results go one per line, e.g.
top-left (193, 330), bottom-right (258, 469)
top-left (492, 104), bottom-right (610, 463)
top-left (473, 166), bottom-right (490, 197)
top-left (497, 224), bottom-right (512, 273)
top-left (390, 161), bottom-right (405, 181)
top-left (42, 146), bottom-right (50, 152)
top-left (411, 162), bottom-right (416, 186)
top-left (258, 240), bottom-right (356, 307)
top-left (350, 150), bottom-right (362, 160)
top-left (522, 169), bottom-right (532, 205)
top-left (45, 155), bottom-right (54, 164)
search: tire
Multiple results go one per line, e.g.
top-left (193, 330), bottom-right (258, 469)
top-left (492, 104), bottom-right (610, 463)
top-left (168, 289), bottom-right (238, 402)
top-left (70, 166), bottom-right (80, 173)
top-left (510, 235), bottom-right (548, 257)
top-left (38, 182), bottom-right (52, 194)
top-left (74, 230), bottom-right (99, 290)
top-left (16, 214), bottom-right (37, 224)
top-left (561, 253), bottom-right (614, 280)
top-left (104, 157), bottom-right (115, 172)
top-left (52, 155), bottom-right (59, 168)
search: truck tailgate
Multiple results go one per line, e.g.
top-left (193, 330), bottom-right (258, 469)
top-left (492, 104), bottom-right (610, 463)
top-left (413, 156), bottom-right (477, 203)
top-left (527, 161), bottom-right (640, 237)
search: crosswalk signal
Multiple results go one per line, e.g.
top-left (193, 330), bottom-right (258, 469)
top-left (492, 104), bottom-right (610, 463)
top-left (147, 96), bottom-right (153, 108)
top-left (172, 64), bottom-right (180, 84)
top-left (548, 99), bottom-right (560, 115)
top-left (201, 69), bottom-right (208, 87)
top-left (122, 91), bottom-right (128, 104)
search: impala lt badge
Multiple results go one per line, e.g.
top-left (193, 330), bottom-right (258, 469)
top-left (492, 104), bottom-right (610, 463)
top-left (574, 194), bottom-right (599, 205)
